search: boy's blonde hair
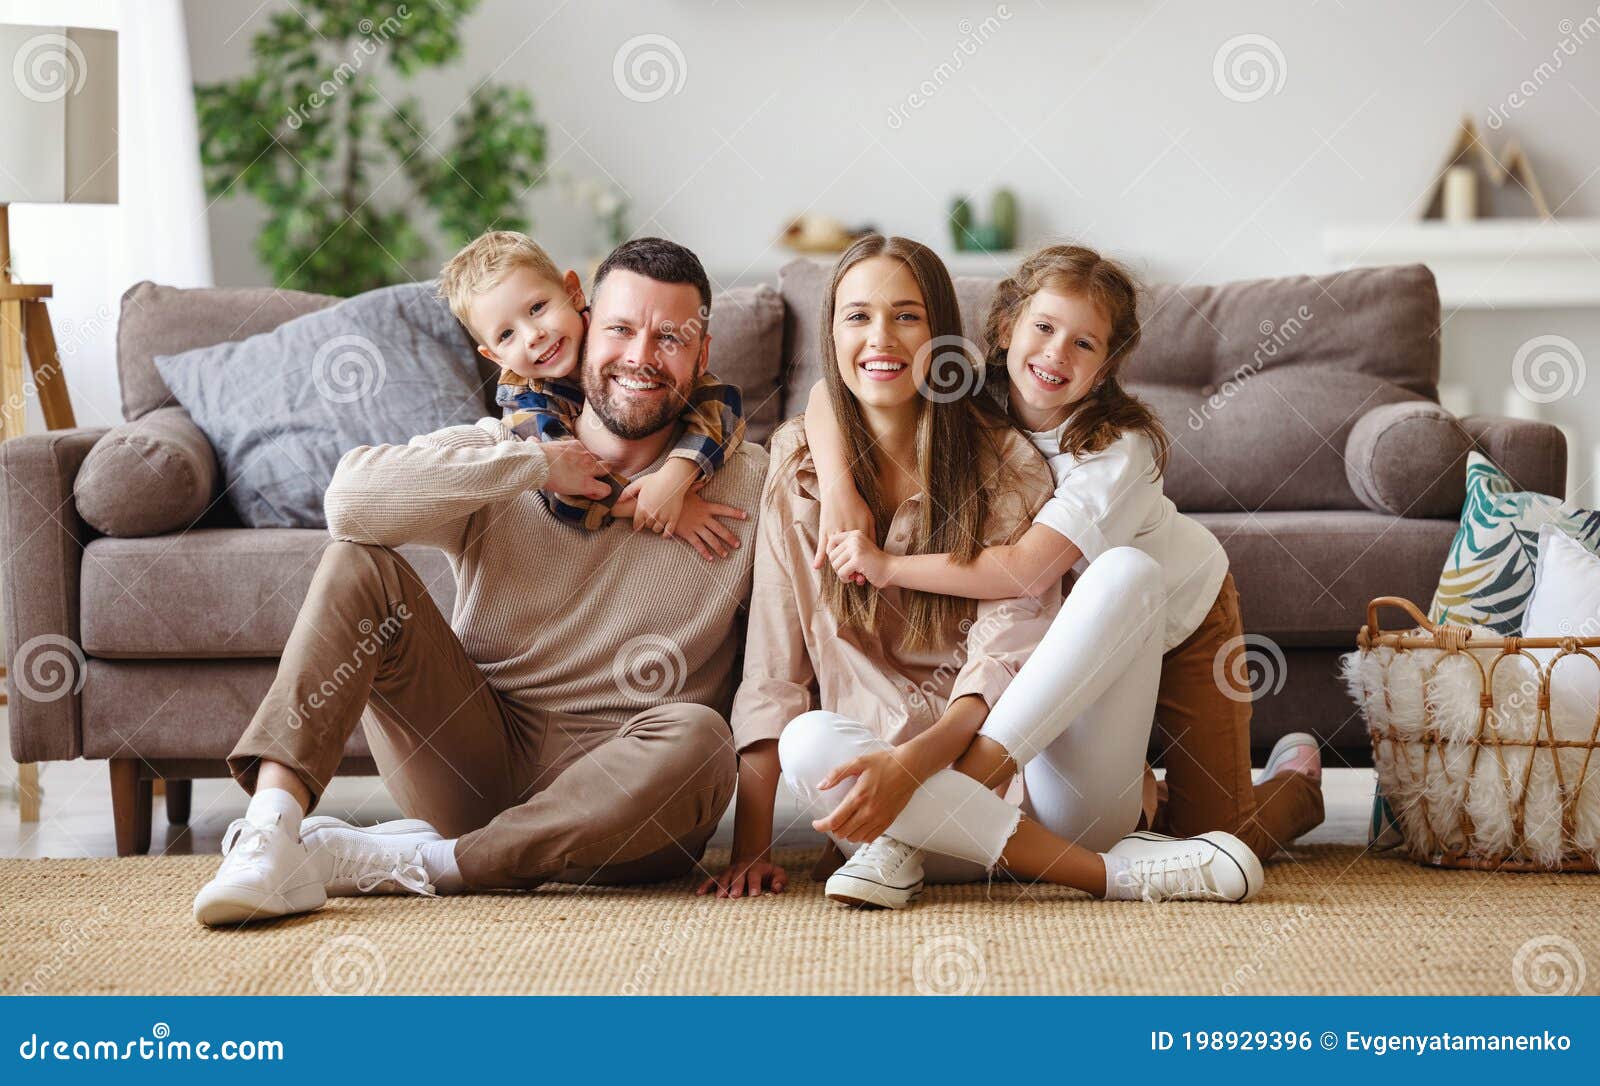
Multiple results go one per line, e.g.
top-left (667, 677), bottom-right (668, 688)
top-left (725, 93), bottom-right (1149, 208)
top-left (437, 230), bottom-right (562, 338)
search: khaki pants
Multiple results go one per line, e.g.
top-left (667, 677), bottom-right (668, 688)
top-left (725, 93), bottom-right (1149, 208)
top-left (227, 541), bottom-right (737, 890)
top-left (1150, 572), bottom-right (1326, 858)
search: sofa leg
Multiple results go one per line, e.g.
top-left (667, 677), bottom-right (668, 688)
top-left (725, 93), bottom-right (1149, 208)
top-left (17, 762), bottom-right (40, 821)
top-left (109, 759), bottom-right (152, 856)
top-left (164, 779), bottom-right (192, 825)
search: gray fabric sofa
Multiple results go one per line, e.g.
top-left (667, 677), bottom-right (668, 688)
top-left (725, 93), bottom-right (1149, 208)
top-left (2, 260), bottom-right (1565, 854)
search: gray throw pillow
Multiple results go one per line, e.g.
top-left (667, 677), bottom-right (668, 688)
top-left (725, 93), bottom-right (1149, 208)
top-left (154, 281), bottom-right (486, 528)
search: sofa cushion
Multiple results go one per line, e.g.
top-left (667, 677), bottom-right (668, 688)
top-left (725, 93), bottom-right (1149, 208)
top-left (73, 407), bottom-right (220, 537)
top-left (119, 282), bottom-right (340, 421)
top-left (780, 259), bottom-right (1441, 514)
top-left (1193, 510), bottom-right (1459, 645)
top-left (706, 285), bottom-right (785, 443)
top-left (118, 280), bottom-right (505, 424)
top-left (154, 282), bottom-right (492, 529)
top-left (1428, 452), bottom-right (1600, 635)
top-left (79, 530), bottom-right (456, 658)
top-left (1344, 401), bottom-right (1471, 518)
top-left (80, 658), bottom-right (374, 761)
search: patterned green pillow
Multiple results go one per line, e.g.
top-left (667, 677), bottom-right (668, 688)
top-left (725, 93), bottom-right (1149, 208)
top-left (1428, 452), bottom-right (1600, 634)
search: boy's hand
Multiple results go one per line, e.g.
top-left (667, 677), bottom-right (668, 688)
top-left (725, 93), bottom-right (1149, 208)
top-left (541, 439), bottom-right (611, 500)
top-left (670, 488), bottom-right (747, 562)
top-left (697, 856), bottom-right (788, 898)
top-left (812, 487), bottom-right (874, 585)
top-left (826, 529), bottom-right (897, 588)
top-left (622, 458), bottom-right (699, 535)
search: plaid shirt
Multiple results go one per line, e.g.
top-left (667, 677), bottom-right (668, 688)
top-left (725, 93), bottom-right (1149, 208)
top-left (495, 370), bottom-right (746, 530)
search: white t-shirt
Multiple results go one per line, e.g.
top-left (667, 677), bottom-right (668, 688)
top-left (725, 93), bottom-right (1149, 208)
top-left (1029, 427), bottom-right (1228, 652)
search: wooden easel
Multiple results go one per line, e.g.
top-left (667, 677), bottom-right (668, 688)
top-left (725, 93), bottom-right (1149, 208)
top-left (0, 203), bottom-right (79, 823)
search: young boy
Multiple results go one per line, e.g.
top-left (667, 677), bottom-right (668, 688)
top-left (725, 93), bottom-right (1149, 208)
top-left (438, 231), bottom-right (745, 539)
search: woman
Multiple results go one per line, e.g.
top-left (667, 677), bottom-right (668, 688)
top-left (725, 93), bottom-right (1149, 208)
top-left (700, 235), bottom-right (1262, 908)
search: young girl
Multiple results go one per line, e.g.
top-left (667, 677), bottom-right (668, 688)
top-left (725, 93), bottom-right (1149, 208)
top-left (703, 235), bottom-right (1264, 909)
top-left (812, 244), bottom-right (1325, 876)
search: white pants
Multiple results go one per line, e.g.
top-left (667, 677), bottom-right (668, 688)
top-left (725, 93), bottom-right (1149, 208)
top-left (779, 546), bottom-right (1167, 879)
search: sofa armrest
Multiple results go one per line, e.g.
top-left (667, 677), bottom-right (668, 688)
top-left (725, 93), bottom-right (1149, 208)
top-left (1459, 414), bottom-right (1567, 499)
top-left (1344, 401), bottom-right (1472, 518)
top-left (74, 406), bottom-right (220, 536)
top-left (1, 426), bottom-right (109, 761)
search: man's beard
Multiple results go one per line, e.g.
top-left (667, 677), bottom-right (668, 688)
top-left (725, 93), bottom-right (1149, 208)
top-left (581, 361), bottom-right (693, 440)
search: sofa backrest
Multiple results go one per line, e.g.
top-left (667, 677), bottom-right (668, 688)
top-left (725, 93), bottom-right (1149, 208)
top-left (118, 280), bottom-right (789, 444)
top-left (777, 259), bottom-right (1442, 513)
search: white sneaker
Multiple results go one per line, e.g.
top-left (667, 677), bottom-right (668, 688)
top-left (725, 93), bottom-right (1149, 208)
top-left (300, 815), bottom-right (441, 897)
top-left (1107, 830), bottom-right (1264, 903)
top-left (192, 814), bottom-right (327, 927)
top-left (1260, 731), bottom-right (1322, 784)
top-left (825, 835), bottom-right (924, 909)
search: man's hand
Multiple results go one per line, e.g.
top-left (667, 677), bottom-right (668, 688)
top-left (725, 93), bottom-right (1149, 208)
top-left (669, 489), bottom-right (747, 561)
top-left (542, 439), bottom-right (611, 500)
top-left (810, 748), bottom-right (920, 843)
top-left (812, 486), bottom-right (874, 585)
top-left (620, 458), bottom-right (700, 535)
top-left (697, 856), bottom-right (788, 898)
top-left (826, 529), bottom-right (898, 588)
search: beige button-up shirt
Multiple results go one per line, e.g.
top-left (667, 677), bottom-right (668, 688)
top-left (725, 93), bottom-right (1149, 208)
top-left (731, 419), bottom-right (1061, 753)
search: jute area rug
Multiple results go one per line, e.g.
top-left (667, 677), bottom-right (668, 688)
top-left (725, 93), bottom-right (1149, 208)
top-left (3, 845), bottom-right (1594, 996)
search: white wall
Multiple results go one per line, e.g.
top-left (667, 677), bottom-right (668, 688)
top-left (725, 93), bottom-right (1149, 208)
top-left (174, 0), bottom-right (1600, 499)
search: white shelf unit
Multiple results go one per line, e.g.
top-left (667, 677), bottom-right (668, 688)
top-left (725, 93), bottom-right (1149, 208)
top-left (1323, 220), bottom-right (1600, 309)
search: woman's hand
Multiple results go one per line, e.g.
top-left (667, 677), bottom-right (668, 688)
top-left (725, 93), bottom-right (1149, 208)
top-left (697, 856), bottom-right (788, 898)
top-left (827, 529), bottom-right (897, 588)
top-left (811, 748), bottom-right (920, 843)
top-left (812, 488), bottom-right (873, 585)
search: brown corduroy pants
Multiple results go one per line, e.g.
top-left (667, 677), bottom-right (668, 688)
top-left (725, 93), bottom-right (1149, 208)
top-left (1149, 573), bottom-right (1326, 860)
top-left (226, 541), bottom-right (737, 890)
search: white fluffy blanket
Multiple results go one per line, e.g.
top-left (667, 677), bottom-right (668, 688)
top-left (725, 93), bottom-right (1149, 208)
top-left (1343, 643), bottom-right (1600, 867)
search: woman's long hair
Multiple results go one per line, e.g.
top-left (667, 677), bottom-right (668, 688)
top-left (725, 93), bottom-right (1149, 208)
top-left (983, 244), bottom-right (1170, 473)
top-left (795, 234), bottom-right (1021, 652)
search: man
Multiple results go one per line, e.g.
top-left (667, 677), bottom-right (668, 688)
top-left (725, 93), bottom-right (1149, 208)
top-left (193, 238), bottom-right (767, 925)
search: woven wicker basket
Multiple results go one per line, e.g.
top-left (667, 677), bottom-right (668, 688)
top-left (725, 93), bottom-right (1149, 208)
top-left (1355, 596), bottom-right (1600, 872)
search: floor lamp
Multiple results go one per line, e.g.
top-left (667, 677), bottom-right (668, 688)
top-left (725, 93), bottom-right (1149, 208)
top-left (0, 25), bottom-right (118, 823)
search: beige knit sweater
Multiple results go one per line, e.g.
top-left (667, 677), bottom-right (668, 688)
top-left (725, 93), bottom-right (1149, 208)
top-left (323, 417), bottom-right (768, 724)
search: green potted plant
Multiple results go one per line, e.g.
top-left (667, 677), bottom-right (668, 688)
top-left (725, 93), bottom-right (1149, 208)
top-left (195, 0), bottom-right (547, 295)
